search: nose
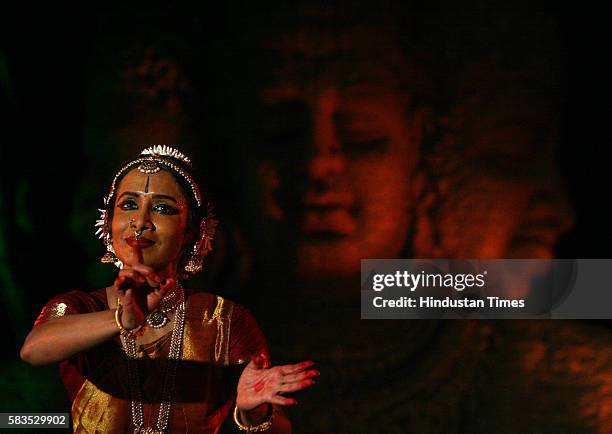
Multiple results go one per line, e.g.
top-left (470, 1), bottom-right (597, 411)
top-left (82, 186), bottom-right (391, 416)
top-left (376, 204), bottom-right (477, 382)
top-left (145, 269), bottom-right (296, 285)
top-left (307, 88), bottom-right (346, 184)
top-left (308, 153), bottom-right (346, 183)
top-left (129, 209), bottom-right (155, 235)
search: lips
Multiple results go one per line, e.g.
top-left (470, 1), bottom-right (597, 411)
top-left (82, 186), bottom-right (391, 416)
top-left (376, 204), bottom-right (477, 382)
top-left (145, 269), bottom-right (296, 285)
top-left (302, 208), bottom-right (356, 236)
top-left (301, 190), bottom-right (357, 236)
top-left (303, 190), bottom-right (354, 208)
top-left (125, 237), bottom-right (155, 248)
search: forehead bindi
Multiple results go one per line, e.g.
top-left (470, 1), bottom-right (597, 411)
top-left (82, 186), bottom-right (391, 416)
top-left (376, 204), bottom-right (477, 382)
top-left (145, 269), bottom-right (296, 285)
top-left (117, 169), bottom-right (187, 202)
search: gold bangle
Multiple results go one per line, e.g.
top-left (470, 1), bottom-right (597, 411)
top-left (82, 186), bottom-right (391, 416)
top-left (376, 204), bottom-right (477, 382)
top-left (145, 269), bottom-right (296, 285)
top-left (233, 404), bottom-right (274, 432)
top-left (115, 299), bottom-right (143, 337)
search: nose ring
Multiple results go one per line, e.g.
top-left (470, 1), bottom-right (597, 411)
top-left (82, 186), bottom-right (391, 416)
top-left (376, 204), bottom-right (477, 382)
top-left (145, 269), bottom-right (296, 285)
top-left (129, 219), bottom-right (143, 240)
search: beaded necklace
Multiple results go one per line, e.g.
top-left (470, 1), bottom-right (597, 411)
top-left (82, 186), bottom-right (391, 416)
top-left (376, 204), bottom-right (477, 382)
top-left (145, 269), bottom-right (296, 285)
top-left (119, 284), bottom-right (186, 434)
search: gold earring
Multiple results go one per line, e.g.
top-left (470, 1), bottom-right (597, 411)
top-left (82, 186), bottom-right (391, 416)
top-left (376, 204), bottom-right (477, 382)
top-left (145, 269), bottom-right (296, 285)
top-left (184, 245), bottom-right (202, 274)
top-left (101, 249), bottom-right (118, 264)
top-left (100, 242), bottom-right (123, 269)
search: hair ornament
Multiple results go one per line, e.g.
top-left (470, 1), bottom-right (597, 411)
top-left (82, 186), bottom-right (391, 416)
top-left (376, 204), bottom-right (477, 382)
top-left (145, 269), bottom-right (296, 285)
top-left (141, 145), bottom-right (192, 167)
top-left (95, 209), bottom-right (107, 240)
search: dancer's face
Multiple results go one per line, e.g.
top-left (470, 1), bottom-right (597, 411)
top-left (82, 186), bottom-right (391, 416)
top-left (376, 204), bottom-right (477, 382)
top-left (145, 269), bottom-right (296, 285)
top-left (111, 169), bottom-right (191, 276)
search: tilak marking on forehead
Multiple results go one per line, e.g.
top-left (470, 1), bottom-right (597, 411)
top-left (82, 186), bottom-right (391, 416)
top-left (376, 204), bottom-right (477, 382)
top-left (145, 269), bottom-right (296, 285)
top-left (145, 176), bottom-right (150, 193)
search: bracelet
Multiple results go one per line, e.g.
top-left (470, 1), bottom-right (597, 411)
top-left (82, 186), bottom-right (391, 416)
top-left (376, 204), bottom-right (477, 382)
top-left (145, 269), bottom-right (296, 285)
top-left (233, 404), bottom-right (274, 432)
top-left (114, 299), bottom-right (144, 337)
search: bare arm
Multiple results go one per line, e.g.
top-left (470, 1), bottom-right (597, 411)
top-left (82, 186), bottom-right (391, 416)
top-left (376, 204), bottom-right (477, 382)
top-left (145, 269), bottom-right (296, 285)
top-left (20, 309), bottom-right (118, 366)
top-left (21, 264), bottom-right (172, 367)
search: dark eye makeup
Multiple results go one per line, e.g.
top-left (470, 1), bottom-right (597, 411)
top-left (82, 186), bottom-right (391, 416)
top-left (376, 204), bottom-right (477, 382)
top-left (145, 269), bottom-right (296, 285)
top-left (116, 199), bottom-right (179, 215)
top-left (118, 199), bottom-right (138, 210)
top-left (152, 203), bottom-right (179, 215)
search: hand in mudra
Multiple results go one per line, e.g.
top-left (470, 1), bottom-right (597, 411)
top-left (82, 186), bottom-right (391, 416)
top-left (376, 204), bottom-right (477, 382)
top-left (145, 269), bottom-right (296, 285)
top-left (236, 354), bottom-right (318, 411)
top-left (112, 263), bottom-right (174, 329)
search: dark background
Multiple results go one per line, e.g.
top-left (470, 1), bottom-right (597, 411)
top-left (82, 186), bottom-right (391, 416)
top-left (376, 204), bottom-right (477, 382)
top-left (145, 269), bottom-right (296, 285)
top-left (1, 1), bottom-right (610, 431)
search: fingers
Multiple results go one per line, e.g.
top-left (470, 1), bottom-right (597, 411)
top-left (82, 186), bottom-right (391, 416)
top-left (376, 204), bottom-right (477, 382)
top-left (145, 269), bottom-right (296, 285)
top-left (276, 366), bottom-right (318, 395)
top-left (114, 271), bottom-right (145, 292)
top-left (131, 263), bottom-right (163, 285)
top-left (131, 245), bottom-right (143, 264)
top-left (267, 363), bottom-right (318, 397)
top-left (113, 276), bottom-right (126, 294)
top-left (278, 378), bottom-right (315, 394)
top-left (248, 353), bottom-right (271, 370)
top-left (260, 353), bottom-right (271, 369)
top-left (280, 368), bottom-right (319, 384)
top-left (145, 278), bottom-right (175, 311)
top-left (248, 355), bottom-right (264, 371)
top-left (115, 267), bottom-right (171, 296)
top-left (279, 360), bottom-right (314, 375)
top-left (270, 396), bottom-right (298, 406)
top-left (117, 288), bottom-right (145, 328)
top-left (159, 277), bottom-right (174, 292)
top-left (250, 355), bottom-right (264, 370)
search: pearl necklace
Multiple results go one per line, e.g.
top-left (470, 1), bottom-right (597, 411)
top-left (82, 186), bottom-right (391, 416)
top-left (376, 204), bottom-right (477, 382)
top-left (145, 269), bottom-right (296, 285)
top-left (120, 284), bottom-right (186, 434)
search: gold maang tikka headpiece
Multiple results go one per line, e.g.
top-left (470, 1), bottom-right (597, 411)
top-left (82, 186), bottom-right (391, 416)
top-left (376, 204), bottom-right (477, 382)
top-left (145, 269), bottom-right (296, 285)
top-left (96, 145), bottom-right (217, 276)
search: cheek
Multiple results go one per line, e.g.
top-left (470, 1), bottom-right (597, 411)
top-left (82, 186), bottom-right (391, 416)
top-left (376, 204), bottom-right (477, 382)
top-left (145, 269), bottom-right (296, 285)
top-left (109, 215), bottom-right (129, 258)
top-left (161, 216), bottom-right (191, 245)
top-left (350, 139), bottom-right (413, 196)
top-left (110, 214), bottom-right (126, 239)
top-left (349, 146), bottom-right (413, 227)
top-left (353, 162), bottom-right (410, 211)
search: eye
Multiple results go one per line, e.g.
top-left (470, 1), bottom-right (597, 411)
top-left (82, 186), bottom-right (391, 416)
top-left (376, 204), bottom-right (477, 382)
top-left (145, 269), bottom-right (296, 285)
top-left (152, 203), bottom-right (179, 215)
top-left (335, 112), bottom-right (389, 155)
top-left (118, 199), bottom-right (138, 210)
top-left (342, 136), bottom-right (389, 154)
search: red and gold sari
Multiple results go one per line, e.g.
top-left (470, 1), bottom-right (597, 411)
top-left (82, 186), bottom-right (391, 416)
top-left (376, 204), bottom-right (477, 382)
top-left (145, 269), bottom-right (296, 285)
top-left (36, 289), bottom-right (268, 434)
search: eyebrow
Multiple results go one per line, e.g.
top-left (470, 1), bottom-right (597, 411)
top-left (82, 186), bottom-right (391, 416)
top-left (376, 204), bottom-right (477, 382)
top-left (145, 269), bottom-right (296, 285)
top-left (118, 191), bottom-right (178, 203)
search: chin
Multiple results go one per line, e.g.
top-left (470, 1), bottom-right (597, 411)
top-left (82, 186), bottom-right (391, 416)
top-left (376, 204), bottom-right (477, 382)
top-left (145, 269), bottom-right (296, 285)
top-left (296, 227), bottom-right (409, 281)
top-left (296, 239), bottom-right (362, 280)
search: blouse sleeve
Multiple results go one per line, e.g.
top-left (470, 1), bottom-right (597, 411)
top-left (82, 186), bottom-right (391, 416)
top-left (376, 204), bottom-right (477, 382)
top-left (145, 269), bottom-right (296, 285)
top-left (34, 289), bottom-right (105, 326)
top-left (228, 304), bottom-right (270, 365)
top-left (30, 289), bottom-right (109, 401)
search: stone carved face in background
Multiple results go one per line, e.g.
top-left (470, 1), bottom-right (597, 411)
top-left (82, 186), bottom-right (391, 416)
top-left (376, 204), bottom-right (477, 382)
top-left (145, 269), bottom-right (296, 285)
top-left (248, 26), bottom-right (428, 279)
top-left (243, 21), bottom-right (572, 284)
